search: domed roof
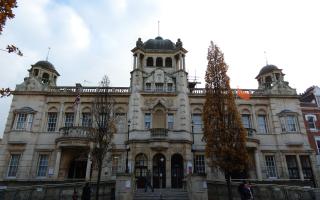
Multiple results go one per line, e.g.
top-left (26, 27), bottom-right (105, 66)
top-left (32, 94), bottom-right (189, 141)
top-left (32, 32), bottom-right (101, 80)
top-left (256, 64), bottom-right (280, 78)
top-left (34, 60), bottom-right (56, 70)
top-left (143, 36), bottom-right (175, 50)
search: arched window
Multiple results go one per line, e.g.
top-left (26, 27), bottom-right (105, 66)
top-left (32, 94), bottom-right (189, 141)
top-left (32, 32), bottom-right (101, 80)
top-left (156, 57), bottom-right (163, 67)
top-left (135, 154), bottom-right (148, 188)
top-left (42, 73), bottom-right (50, 84)
top-left (33, 69), bottom-right (39, 76)
top-left (146, 57), bottom-right (153, 67)
top-left (165, 57), bottom-right (172, 67)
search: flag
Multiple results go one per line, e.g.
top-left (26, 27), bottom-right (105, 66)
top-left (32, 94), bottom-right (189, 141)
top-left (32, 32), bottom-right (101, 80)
top-left (237, 88), bottom-right (250, 100)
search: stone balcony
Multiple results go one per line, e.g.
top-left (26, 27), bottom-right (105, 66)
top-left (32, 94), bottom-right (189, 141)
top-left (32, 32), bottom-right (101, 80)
top-left (245, 128), bottom-right (260, 148)
top-left (129, 129), bottom-right (192, 143)
top-left (56, 126), bottom-right (93, 147)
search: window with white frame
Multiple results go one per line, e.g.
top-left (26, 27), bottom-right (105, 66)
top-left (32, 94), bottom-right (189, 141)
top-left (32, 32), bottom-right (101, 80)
top-left (257, 115), bottom-right (268, 133)
top-left (167, 113), bottom-right (174, 129)
top-left (82, 113), bottom-right (92, 127)
top-left (15, 113), bottom-right (28, 130)
top-left (47, 112), bottom-right (58, 132)
top-left (194, 155), bottom-right (206, 174)
top-left (64, 112), bottom-right (74, 127)
top-left (192, 114), bottom-right (203, 133)
top-left (144, 113), bottom-right (151, 129)
top-left (280, 115), bottom-right (299, 133)
top-left (265, 155), bottom-right (277, 178)
top-left (7, 154), bottom-right (21, 177)
top-left (37, 154), bottom-right (49, 177)
top-left (306, 115), bottom-right (317, 130)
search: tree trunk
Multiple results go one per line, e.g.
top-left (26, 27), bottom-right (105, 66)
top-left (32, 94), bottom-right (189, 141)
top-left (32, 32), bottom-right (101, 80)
top-left (95, 161), bottom-right (102, 200)
top-left (226, 172), bottom-right (233, 200)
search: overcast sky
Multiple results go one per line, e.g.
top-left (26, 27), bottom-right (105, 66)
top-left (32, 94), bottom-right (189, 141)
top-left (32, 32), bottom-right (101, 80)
top-left (1, 0), bottom-right (320, 137)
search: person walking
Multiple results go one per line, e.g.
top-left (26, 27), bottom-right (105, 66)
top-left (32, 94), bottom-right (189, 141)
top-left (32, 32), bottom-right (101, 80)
top-left (81, 182), bottom-right (91, 200)
top-left (144, 170), bottom-right (154, 192)
top-left (238, 181), bottom-right (253, 200)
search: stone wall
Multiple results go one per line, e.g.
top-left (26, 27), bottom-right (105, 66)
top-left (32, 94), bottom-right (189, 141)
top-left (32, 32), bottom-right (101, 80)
top-left (0, 181), bottom-right (115, 200)
top-left (207, 180), bottom-right (319, 200)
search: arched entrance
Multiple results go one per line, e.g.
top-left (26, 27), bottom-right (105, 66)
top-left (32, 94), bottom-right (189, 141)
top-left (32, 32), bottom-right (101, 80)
top-left (153, 153), bottom-right (166, 188)
top-left (135, 154), bottom-right (148, 188)
top-left (171, 154), bottom-right (183, 188)
top-left (68, 153), bottom-right (87, 179)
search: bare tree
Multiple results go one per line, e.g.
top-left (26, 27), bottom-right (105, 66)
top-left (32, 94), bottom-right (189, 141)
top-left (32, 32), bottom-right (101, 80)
top-left (203, 42), bottom-right (248, 200)
top-left (89, 75), bottom-right (117, 200)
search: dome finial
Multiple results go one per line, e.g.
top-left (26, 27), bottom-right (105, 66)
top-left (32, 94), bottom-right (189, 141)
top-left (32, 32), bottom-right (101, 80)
top-left (46, 47), bottom-right (51, 61)
top-left (264, 51), bottom-right (268, 65)
top-left (158, 20), bottom-right (160, 36)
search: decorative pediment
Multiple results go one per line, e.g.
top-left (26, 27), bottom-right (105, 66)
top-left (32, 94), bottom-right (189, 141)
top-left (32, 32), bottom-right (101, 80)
top-left (144, 97), bottom-right (174, 109)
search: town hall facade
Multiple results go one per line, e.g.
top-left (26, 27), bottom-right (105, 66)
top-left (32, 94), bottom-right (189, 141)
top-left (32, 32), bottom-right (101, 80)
top-left (0, 36), bottom-right (318, 199)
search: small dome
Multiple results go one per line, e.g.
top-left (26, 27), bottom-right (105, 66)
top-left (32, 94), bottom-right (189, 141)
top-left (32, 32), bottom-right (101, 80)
top-left (34, 60), bottom-right (55, 70)
top-left (143, 36), bottom-right (175, 50)
top-left (256, 64), bottom-right (279, 78)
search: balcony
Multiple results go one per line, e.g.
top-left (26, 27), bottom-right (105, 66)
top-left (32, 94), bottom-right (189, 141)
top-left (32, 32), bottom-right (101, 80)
top-left (150, 128), bottom-right (168, 138)
top-left (56, 126), bottom-right (93, 147)
top-left (245, 128), bottom-right (260, 147)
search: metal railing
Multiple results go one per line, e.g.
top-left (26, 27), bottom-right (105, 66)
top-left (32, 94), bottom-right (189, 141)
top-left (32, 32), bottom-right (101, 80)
top-left (150, 128), bottom-right (168, 137)
top-left (49, 86), bottom-right (131, 94)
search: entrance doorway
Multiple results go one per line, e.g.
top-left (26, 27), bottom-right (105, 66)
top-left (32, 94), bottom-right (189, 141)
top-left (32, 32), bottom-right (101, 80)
top-left (68, 157), bottom-right (87, 179)
top-left (135, 154), bottom-right (148, 188)
top-left (153, 154), bottom-right (166, 188)
top-left (171, 154), bottom-right (183, 188)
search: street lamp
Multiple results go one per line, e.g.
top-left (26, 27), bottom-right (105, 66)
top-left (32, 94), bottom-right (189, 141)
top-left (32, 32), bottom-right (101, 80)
top-left (125, 120), bottom-right (131, 173)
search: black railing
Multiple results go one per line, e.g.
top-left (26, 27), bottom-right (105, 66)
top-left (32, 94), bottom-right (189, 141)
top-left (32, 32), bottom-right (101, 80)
top-left (150, 128), bottom-right (168, 137)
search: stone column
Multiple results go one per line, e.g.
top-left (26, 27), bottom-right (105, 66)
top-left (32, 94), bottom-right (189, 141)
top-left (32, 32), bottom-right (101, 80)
top-left (296, 154), bottom-right (304, 180)
top-left (133, 55), bottom-right (137, 69)
top-left (58, 102), bottom-right (64, 129)
top-left (182, 55), bottom-right (186, 71)
top-left (254, 150), bottom-right (262, 180)
top-left (53, 149), bottom-right (61, 179)
top-left (85, 153), bottom-right (92, 181)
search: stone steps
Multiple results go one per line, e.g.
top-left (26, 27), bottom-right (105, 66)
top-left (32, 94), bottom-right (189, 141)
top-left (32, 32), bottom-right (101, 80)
top-left (133, 189), bottom-right (189, 200)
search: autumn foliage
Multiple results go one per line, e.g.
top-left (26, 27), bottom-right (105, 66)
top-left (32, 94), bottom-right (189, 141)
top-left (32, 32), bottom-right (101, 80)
top-left (0, 0), bottom-right (17, 34)
top-left (203, 42), bottom-right (248, 199)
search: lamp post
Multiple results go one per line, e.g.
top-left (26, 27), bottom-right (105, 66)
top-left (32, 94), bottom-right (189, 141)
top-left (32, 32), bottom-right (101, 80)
top-left (125, 120), bottom-right (131, 173)
top-left (191, 120), bottom-right (195, 174)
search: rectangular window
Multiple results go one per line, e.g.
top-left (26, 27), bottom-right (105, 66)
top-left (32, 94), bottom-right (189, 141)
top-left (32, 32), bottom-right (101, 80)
top-left (280, 115), bottom-right (299, 132)
top-left (300, 155), bottom-right (313, 179)
top-left (7, 154), bottom-right (21, 177)
top-left (144, 113), bottom-right (151, 129)
top-left (316, 139), bottom-right (320, 154)
top-left (287, 116), bottom-right (297, 132)
top-left (145, 83), bottom-right (151, 92)
top-left (286, 155), bottom-right (300, 179)
top-left (194, 155), bottom-right (206, 174)
top-left (241, 114), bottom-right (251, 129)
top-left (155, 83), bottom-right (164, 92)
top-left (64, 113), bottom-right (74, 127)
top-left (265, 155), bottom-right (277, 178)
top-left (112, 155), bottom-right (120, 175)
top-left (306, 115), bottom-right (316, 130)
top-left (167, 113), bottom-right (174, 129)
top-left (16, 113), bottom-right (27, 130)
top-left (116, 113), bottom-right (126, 132)
top-left (47, 112), bottom-right (58, 132)
top-left (167, 83), bottom-right (173, 92)
top-left (82, 113), bottom-right (92, 127)
top-left (192, 114), bottom-right (203, 133)
top-left (37, 154), bottom-right (49, 177)
top-left (257, 115), bottom-right (268, 133)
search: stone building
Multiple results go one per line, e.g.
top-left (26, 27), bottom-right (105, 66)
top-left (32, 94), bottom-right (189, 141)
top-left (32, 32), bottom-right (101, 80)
top-left (0, 36), bottom-right (317, 198)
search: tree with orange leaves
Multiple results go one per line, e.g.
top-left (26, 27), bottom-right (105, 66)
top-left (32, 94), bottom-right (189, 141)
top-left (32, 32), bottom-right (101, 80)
top-left (203, 42), bottom-right (248, 200)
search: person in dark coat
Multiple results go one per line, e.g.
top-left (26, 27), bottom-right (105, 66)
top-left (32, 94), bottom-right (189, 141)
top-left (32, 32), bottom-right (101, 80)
top-left (238, 181), bottom-right (253, 200)
top-left (81, 183), bottom-right (91, 200)
top-left (144, 170), bottom-right (154, 192)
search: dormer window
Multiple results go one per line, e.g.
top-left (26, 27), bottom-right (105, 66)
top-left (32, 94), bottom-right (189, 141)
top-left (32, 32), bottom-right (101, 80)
top-left (147, 57), bottom-right (153, 67)
top-left (156, 57), bottom-right (163, 67)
